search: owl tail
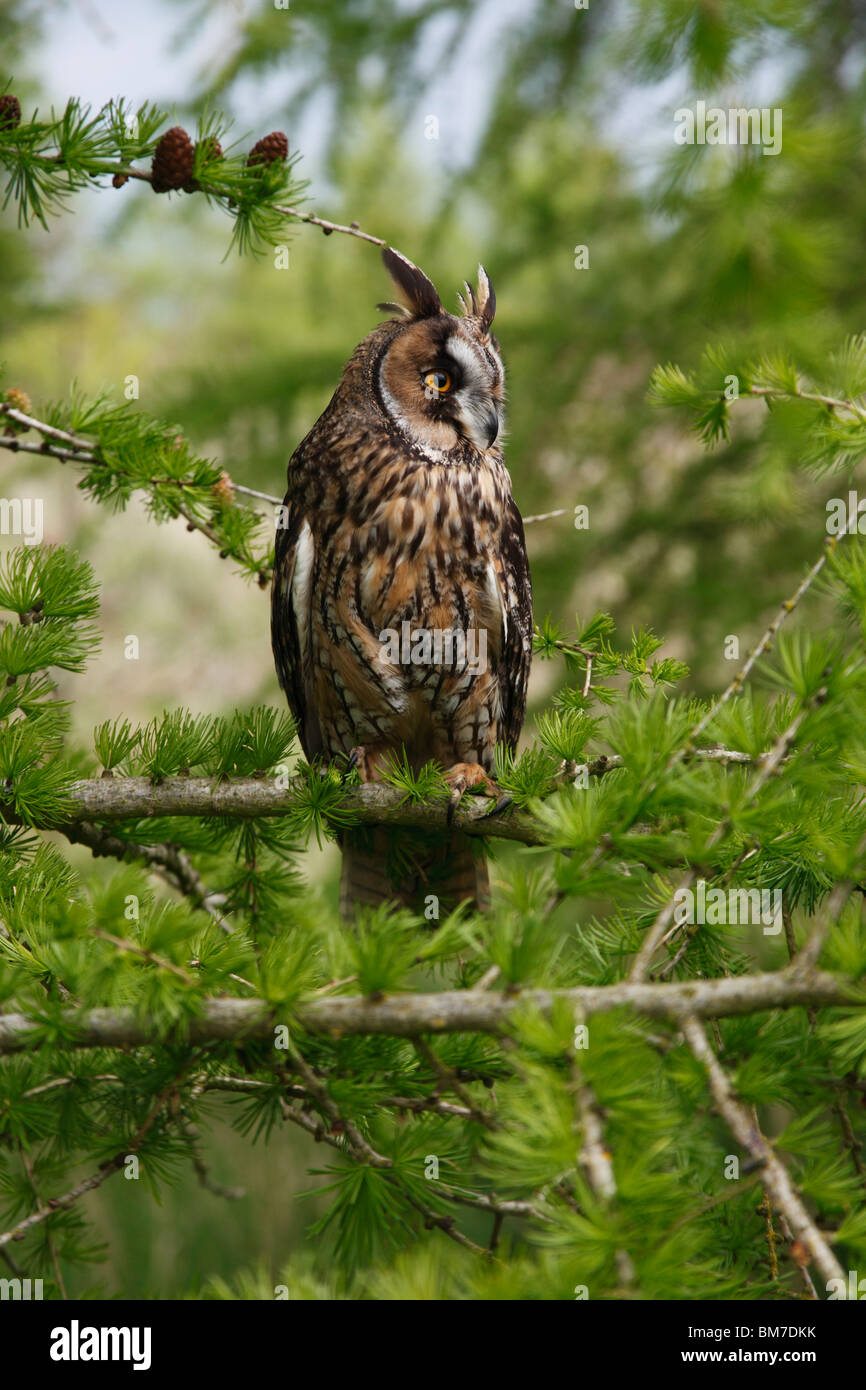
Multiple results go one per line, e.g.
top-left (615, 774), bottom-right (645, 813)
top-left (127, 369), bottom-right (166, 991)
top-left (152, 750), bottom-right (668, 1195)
top-left (339, 826), bottom-right (490, 920)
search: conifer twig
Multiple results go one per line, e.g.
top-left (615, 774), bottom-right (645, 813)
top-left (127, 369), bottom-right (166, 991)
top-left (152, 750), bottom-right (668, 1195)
top-left (630, 694), bottom-right (821, 981)
top-left (782, 895), bottom-right (866, 1190)
top-left (19, 1147), bottom-right (67, 1299)
top-left (196, 1072), bottom-right (478, 1120)
top-left (570, 1053), bottom-right (637, 1291)
top-left (682, 1016), bottom-right (845, 1291)
top-left (0, 1059), bottom-right (196, 1248)
top-left (90, 928), bottom-right (197, 985)
top-left (276, 1045), bottom-right (496, 1256)
top-left (412, 1037), bottom-right (497, 1130)
top-left (686, 534), bottom-right (849, 751)
top-left (60, 820), bottom-right (230, 925)
top-left (791, 831), bottom-right (866, 974)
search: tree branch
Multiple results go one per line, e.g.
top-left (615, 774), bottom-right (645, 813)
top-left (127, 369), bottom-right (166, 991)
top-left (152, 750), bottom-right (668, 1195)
top-left (0, 967), bottom-right (856, 1054)
top-left (60, 818), bottom-right (229, 921)
top-left (10, 756), bottom-right (760, 850)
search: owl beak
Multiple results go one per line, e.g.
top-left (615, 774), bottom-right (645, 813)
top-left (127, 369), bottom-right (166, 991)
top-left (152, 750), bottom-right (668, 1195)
top-left (456, 400), bottom-right (501, 451)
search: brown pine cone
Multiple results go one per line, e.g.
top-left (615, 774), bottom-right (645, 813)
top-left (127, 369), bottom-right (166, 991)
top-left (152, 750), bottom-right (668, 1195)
top-left (151, 126), bottom-right (195, 194)
top-left (112, 172), bottom-right (129, 189)
top-left (246, 131), bottom-right (288, 168)
top-left (183, 136), bottom-right (223, 194)
top-left (0, 94), bottom-right (21, 131)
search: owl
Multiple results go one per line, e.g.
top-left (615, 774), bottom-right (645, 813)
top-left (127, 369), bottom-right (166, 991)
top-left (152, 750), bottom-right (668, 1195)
top-left (271, 247), bottom-right (532, 917)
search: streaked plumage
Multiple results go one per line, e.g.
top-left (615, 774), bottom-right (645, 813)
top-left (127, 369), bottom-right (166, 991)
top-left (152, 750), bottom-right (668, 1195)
top-left (271, 248), bottom-right (532, 916)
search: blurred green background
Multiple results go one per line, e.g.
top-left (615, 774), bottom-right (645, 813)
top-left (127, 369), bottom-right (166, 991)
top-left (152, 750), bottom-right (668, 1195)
top-left (2, 0), bottom-right (865, 1297)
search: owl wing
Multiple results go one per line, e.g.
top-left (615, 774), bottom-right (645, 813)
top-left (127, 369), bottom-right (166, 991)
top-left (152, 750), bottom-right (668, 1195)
top-left (495, 497), bottom-right (533, 752)
top-left (271, 481), bottom-right (323, 761)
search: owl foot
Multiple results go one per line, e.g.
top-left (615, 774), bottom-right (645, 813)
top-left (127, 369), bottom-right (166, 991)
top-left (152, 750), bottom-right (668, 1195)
top-left (345, 745), bottom-right (391, 783)
top-left (444, 762), bottom-right (501, 824)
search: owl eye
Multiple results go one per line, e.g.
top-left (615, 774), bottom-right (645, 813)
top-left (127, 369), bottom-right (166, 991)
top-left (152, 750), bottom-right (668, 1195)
top-left (423, 370), bottom-right (452, 394)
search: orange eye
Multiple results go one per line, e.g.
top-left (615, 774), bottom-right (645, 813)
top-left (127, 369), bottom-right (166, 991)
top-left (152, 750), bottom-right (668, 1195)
top-left (423, 370), bottom-right (451, 394)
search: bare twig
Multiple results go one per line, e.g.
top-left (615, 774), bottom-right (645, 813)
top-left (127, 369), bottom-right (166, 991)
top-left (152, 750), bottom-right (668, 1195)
top-left (522, 508), bottom-right (568, 525)
top-left (570, 1041), bottom-right (636, 1291)
top-left (274, 203), bottom-right (386, 247)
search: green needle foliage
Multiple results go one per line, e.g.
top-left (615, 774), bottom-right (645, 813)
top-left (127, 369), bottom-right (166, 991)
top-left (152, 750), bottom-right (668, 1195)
top-left (0, 386), bottom-right (276, 585)
top-left (1, 403), bottom-right (865, 1297)
top-left (2, 45), bottom-right (866, 1299)
top-left (0, 96), bottom-right (306, 256)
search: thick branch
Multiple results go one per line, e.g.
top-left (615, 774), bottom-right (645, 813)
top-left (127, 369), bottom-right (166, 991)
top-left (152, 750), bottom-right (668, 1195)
top-left (0, 967), bottom-right (855, 1053)
top-left (14, 755), bottom-right (758, 849)
top-left (46, 774), bottom-right (546, 843)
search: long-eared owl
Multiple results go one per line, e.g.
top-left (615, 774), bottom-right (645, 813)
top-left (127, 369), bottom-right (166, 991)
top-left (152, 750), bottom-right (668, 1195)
top-left (271, 248), bottom-right (532, 917)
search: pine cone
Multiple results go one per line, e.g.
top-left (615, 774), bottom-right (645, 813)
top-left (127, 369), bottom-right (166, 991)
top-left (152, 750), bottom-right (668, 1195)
top-left (212, 470), bottom-right (235, 505)
top-left (2, 387), bottom-right (31, 437)
top-left (0, 94), bottom-right (21, 131)
top-left (182, 136), bottom-right (223, 194)
top-left (150, 126), bottom-right (195, 194)
top-left (112, 172), bottom-right (129, 189)
top-left (246, 131), bottom-right (288, 168)
top-left (4, 387), bottom-right (31, 415)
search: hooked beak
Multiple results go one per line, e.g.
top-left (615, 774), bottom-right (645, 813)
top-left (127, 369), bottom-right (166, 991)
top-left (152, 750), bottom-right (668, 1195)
top-left (455, 398), bottom-right (501, 451)
top-left (482, 408), bottom-right (500, 449)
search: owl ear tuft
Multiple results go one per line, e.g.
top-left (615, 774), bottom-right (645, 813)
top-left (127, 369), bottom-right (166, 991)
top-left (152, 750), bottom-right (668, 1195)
top-left (476, 265), bottom-right (496, 332)
top-left (376, 300), bottom-right (413, 321)
top-left (461, 264), bottom-right (494, 334)
top-left (382, 246), bottom-right (442, 319)
top-left (457, 265), bottom-right (496, 334)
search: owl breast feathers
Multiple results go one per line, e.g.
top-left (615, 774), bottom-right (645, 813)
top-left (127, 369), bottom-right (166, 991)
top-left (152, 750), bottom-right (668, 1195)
top-left (271, 247), bottom-right (532, 914)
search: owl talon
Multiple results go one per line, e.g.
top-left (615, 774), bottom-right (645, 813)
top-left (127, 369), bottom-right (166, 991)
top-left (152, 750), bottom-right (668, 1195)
top-left (444, 762), bottom-right (501, 823)
top-left (346, 748), bottom-right (361, 772)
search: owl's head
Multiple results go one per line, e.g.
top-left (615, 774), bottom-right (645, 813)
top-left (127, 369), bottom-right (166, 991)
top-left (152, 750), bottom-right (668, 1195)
top-left (374, 247), bottom-right (504, 458)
